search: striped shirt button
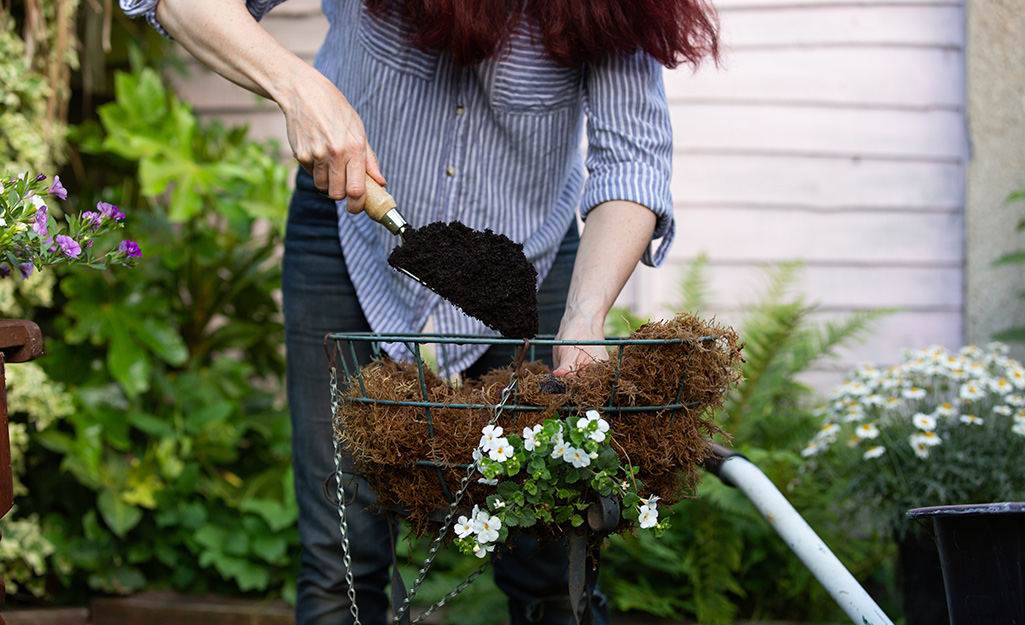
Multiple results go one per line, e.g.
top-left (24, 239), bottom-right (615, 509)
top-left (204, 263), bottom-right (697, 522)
top-left (445, 166), bottom-right (456, 177)
top-left (455, 105), bottom-right (465, 115)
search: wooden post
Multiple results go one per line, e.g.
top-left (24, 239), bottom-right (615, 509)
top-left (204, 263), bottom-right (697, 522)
top-left (0, 320), bottom-right (44, 624)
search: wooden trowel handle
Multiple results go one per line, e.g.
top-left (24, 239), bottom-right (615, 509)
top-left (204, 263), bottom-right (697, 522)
top-left (363, 177), bottom-right (408, 236)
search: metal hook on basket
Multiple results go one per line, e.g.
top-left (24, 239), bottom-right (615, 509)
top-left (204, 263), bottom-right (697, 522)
top-left (323, 471), bottom-right (361, 506)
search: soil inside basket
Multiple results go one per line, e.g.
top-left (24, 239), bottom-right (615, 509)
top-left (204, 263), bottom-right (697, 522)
top-left (388, 221), bottom-right (539, 339)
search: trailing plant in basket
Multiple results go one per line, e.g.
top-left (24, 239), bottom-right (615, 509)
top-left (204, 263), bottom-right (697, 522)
top-left (457, 409), bottom-right (663, 558)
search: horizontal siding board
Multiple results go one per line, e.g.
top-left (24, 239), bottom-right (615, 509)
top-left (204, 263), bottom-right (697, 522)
top-left (667, 47), bottom-right (964, 109)
top-left (671, 154), bottom-right (964, 210)
top-left (670, 104), bottom-right (967, 159)
top-left (719, 5), bottom-right (965, 48)
top-left (626, 263), bottom-right (962, 311)
top-left (668, 207), bottom-right (963, 264)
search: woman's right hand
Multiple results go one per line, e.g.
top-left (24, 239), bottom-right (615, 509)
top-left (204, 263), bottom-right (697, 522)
top-left (154, 0), bottom-right (385, 213)
top-left (277, 69), bottom-right (386, 214)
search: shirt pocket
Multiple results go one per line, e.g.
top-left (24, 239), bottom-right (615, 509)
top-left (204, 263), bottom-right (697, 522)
top-left (357, 9), bottom-right (440, 81)
top-left (489, 29), bottom-right (583, 114)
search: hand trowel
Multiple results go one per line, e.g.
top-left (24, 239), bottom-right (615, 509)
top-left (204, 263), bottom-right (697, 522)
top-left (363, 177), bottom-right (539, 339)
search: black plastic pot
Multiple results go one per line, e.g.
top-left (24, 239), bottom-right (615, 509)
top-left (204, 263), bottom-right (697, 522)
top-left (907, 502), bottom-right (1025, 625)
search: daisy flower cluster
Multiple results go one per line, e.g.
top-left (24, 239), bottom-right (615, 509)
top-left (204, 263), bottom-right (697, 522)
top-left (1, 173), bottom-right (140, 278)
top-left (452, 409), bottom-right (664, 558)
top-left (802, 343), bottom-right (1025, 530)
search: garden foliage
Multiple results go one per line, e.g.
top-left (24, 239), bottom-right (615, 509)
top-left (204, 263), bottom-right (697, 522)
top-left (1, 66), bottom-right (298, 603)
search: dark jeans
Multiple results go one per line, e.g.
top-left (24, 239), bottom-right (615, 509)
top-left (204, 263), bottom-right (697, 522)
top-left (282, 168), bottom-right (609, 625)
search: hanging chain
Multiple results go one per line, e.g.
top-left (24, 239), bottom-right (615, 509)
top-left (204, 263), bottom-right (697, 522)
top-left (332, 342), bottom-right (529, 625)
top-left (331, 365), bottom-right (363, 625)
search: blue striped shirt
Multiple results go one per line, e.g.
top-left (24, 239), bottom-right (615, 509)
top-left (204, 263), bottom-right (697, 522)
top-left (121, 0), bottom-right (676, 372)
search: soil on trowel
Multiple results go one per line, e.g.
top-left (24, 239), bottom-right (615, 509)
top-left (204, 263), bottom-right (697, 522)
top-left (388, 221), bottom-right (539, 339)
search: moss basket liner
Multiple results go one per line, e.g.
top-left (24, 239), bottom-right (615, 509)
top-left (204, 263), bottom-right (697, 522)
top-left (332, 314), bottom-right (744, 538)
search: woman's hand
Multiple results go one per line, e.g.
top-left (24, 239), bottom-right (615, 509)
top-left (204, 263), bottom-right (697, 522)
top-left (277, 72), bottom-right (386, 213)
top-left (551, 200), bottom-right (657, 377)
top-left (155, 0), bottom-right (385, 212)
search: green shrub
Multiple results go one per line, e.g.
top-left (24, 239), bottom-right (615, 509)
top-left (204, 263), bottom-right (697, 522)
top-left (2, 66), bottom-right (298, 604)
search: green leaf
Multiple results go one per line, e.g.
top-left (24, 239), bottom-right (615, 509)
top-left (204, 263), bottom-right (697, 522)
top-left (993, 327), bottom-right (1025, 344)
top-left (97, 489), bottom-right (144, 537)
top-left (992, 251), bottom-right (1025, 267)
top-left (107, 329), bottom-right (150, 396)
top-left (183, 400), bottom-right (233, 434)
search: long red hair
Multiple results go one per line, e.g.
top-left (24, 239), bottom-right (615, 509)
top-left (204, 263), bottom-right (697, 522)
top-left (364, 0), bottom-right (720, 69)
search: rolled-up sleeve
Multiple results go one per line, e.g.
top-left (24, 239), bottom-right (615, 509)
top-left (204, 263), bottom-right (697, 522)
top-left (580, 51), bottom-right (675, 267)
top-left (119, 0), bottom-right (289, 35)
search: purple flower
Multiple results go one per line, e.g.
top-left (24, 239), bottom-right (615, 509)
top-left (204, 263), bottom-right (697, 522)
top-left (0, 265), bottom-right (9, 279)
top-left (97, 201), bottom-right (124, 221)
top-left (55, 234), bottom-right (81, 258)
top-left (48, 175), bottom-right (67, 200)
top-left (81, 211), bottom-right (102, 230)
top-left (34, 173), bottom-right (47, 182)
top-left (118, 240), bottom-right (142, 258)
top-left (18, 263), bottom-right (34, 279)
top-left (33, 206), bottom-right (48, 236)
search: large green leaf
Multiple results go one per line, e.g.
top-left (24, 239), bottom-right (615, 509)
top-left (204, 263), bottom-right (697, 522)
top-left (97, 489), bottom-right (143, 538)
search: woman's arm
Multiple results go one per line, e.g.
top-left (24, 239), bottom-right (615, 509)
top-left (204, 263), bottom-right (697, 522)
top-left (551, 200), bottom-right (656, 376)
top-left (153, 0), bottom-right (384, 210)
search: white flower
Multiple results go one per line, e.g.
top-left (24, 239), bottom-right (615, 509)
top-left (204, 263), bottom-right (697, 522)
top-left (487, 437), bottom-right (514, 462)
top-left (990, 378), bottom-right (1014, 394)
top-left (910, 431), bottom-right (942, 453)
top-left (477, 477), bottom-right (498, 486)
top-left (522, 424), bottom-right (543, 451)
top-left (994, 405), bottom-right (1013, 416)
top-left (476, 512), bottom-right (501, 544)
top-left (585, 409), bottom-right (601, 421)
top-left (855, 423), bottom-right (880, 439)
top-left (1013, 422), bottom-right (1025, 437)
top-left (480, 425), bottom-right (504, 450)
top-left (935, 402), bottom-right (957, 418)
top-left (960, 383), bottom-right (984, 401)
top-left (959, 414), bottom-right (984, 425)
top-left (551, 438), bottom-right (570, 460)
top-left (577, 410), bottom-right (611, 442)
top-left (814, 423), bottom-right (841, 442)
top-left (455, 515), bottom-right (477, 539)
top-left (910, 438), bottom-right (932, 459)
top-left (641, 495), bottom-right (661, 506)
top-left (801, 441), bottom-right (824, 457)
top-left (564, 446), bottom-right (591, 468)
top-left (638, 503), bottom-right (659, 529)
top-left (903, 386), bottom-right (927, 400)
top-left (863, 445), bottom-right (886, 460)
top-left (472, 447), bottom-right (484, 469)
top-left (912, 413), bottom-right (937, 431)
top-left (1007, 395), bottom-right (1025, 407)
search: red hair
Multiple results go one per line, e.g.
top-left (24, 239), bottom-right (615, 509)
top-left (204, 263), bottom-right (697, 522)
top-left (364, 0), bottom-right (720, 69)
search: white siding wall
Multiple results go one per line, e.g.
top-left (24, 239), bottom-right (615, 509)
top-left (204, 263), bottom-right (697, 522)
top-left (173, 0), bottom-right (969, 388)
top-left (628, 0), bottom-right (968, 387)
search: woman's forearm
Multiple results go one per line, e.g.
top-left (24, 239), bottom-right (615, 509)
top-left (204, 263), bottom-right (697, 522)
top-left (153, 0), bottom-right (383, 207)
top-left (552, 200), bottom-right (657, 375)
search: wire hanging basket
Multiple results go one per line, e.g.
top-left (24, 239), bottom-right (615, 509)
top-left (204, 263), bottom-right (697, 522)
top-left (327, 314), bottom-right (744, 539)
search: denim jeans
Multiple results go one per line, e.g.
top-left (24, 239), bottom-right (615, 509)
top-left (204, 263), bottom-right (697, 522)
top-left (282, 168), bottom-right (609, 625)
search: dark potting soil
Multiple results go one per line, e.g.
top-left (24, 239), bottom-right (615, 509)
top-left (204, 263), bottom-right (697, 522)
top-left (388, 221), bottom-right (539, 339)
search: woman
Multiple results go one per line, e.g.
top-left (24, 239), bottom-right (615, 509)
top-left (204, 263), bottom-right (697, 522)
top-left (120, 0), bottom-right (718, 623)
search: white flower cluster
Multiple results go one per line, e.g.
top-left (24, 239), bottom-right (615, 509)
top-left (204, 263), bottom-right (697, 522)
top-left (803, 343), bottom-right (1025, 460)
top-left (637, 495), bottom-right (661, 529)
top-left (475, 409), bottom-right (610, 472)
top-left (454, 505), bottom-right (503, 558)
